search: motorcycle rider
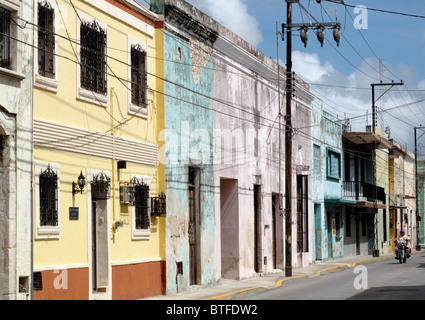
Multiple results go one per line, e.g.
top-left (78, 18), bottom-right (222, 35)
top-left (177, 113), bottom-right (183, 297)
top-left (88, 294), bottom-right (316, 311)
top-left (394, 230), bottom-right (411, 258)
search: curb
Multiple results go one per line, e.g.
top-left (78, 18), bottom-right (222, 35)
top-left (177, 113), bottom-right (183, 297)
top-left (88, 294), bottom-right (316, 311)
top-left (203, 251), bottom-right (422, 300)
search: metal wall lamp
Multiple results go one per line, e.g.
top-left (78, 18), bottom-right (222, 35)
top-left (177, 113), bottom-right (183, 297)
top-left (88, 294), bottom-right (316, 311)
top-left (151, 192), bottom-right (166, 216)
top-left (72, 171), bottom-right (86, 196)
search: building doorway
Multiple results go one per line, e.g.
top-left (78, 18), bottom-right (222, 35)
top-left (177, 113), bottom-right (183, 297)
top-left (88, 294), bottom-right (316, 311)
top-left (253, 184), bottom-right (262, 273)
top-left (188, 167), bottom-right (201, 285)
top-left (272, 193), bottom-right (284, 269)
top-left (220, 178), bottom-right (239, 279)
top-left (91, 199), bottom-right (109, 292)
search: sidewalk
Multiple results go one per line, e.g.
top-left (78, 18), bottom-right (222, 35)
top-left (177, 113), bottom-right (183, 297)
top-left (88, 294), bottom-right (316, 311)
top-left (141, 251), bottom-right (422, 300)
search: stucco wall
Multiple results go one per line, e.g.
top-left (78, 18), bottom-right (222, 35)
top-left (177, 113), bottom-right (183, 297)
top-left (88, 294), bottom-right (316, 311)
top-left (212, 24), bottom-right (313, 277)
top-left (311, 98), bottom-right (343, 261)
top-left (0, 0), bottom-right (33, 299)
top-left (163, 28), bottom-right (215, 293)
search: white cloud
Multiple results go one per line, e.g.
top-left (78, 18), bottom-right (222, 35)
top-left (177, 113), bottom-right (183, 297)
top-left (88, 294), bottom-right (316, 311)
top-left (187, 0), bottom-right (263, 47)
top-left (296, 53), bottom-right (425, 152)
top-left (418, 79), bottom-right (425, 90)
top-left (292, 51), bottom-right (335, 83)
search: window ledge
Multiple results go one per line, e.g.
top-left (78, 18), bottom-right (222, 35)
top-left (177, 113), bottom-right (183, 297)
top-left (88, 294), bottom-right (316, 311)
top-left (132, 228), bottom-right (150, 240)
top-left (35, 74), bottom-right (58, 92)
top-left (0, 67), bottom-right (25, 81)
top-left (77, 87), bottom-right (108, 106)
top-left (129, 103), bottom-right (148, 119)
top-left (36, 226), bottom-right (60, 239)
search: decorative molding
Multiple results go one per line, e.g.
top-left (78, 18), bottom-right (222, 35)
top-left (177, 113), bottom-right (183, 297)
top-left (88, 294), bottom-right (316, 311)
top-left (111, 257), bottom-right (163, 266)
top-left (33, 263), bottom-right (89, 272)
top-left (165, 3), bottom-right (218, 44)
top-left (34, 119), bottom-right (159, 167)
top-left (82, 0), bottom-right (156, 37)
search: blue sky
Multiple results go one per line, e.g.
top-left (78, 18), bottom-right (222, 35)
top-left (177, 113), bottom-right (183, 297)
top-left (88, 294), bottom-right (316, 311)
top-left (137, 0), bottom-right (425, 153)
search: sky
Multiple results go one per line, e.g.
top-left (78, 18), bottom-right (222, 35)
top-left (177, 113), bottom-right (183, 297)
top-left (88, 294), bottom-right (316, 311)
top-left (136, 0), bottom-right (425, 155)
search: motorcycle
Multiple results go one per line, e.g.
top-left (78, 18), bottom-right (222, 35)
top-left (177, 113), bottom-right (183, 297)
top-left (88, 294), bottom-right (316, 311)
top-left (394, 239), bottom-right (410, 264)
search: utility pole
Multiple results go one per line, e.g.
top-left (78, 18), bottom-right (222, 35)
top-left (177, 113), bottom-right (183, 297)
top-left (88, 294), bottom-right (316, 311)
top-left (282, 0), bottom-right (342, 277)
top-left (284, 0), bottom-right (294, 278)
top-left (415, 126), bottom-right (424, 251)
top-left (370, 81), bottom-right (403, 257)
top-left (277, 22), bottom-right (283, 221)
top-left (371, 81), bottom-right (403, 134)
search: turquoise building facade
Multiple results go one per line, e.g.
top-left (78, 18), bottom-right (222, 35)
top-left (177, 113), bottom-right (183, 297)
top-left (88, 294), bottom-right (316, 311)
top-left (157, 0), bottom-right (218, 293)
top-left (311, 98), bottom-right (345, 261)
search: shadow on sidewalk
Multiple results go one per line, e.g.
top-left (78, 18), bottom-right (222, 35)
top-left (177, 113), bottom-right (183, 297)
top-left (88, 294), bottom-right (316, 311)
top-left (347, 285), bottom-right (425, 300)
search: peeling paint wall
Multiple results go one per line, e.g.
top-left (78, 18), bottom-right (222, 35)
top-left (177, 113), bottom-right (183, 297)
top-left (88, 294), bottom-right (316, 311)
top-left (212, 23), bottom-right (313, 277)
top-left (0, 0), bottom-right (34, 300)
top-left (212, 52), bottom-right (284, 279)
top-left (163, 13), bottom-right (216, 292)
top-left (311, 98), bottom-right (343, 261)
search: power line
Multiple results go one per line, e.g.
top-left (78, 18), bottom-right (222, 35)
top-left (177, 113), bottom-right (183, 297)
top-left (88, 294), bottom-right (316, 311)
top-left (8, 6), bottom-right (287, 137)
top-left (329, 1), bottom-right (425, 20)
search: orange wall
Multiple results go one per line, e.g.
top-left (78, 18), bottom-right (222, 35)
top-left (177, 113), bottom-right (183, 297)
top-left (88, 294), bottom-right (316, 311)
top-left (112, 261), bottom-right (166, 300)
top-left (33, 268), bottom-right (89, 300)
top-left (33, 261), bottom-right (166, 300)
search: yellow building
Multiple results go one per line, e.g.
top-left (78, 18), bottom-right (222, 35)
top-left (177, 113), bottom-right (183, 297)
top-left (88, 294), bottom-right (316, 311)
top-left (389, 140), bottom-right (416, 251)
top-left (32, 0), bottom-right (165, 300)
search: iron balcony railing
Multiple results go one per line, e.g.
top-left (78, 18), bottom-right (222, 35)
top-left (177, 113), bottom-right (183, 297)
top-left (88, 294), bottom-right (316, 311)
top-left (343, 181), bottom-right (386, 203)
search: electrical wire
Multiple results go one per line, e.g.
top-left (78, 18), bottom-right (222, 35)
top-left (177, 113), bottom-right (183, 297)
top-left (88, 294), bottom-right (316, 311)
top-left (6, 0), bottom-right (421, 168)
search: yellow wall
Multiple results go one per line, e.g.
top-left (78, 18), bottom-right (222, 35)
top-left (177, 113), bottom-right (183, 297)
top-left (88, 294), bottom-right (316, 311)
top-left (33, 0), bottom-right (165, 267)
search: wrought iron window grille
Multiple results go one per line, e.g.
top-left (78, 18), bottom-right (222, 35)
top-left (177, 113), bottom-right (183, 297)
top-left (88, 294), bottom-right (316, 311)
top-left (39, 165), bottom-right (58, 226)
top-left (38, 1), bottom-right (55, 78)
top-left (131, 177), bottom-right (150, 229)
top-left (130, 43), bottom-right (147, 107)
top-left (91, 172), bottom-right (110, 200)
top-left (80, 20), bottom-right (107, 95)
top-left (0, 7), bottom-right (11, 70)
top-left (151, 192), bottom-right (166, 217)
top-left (33, 272), bottom-right (43, 291)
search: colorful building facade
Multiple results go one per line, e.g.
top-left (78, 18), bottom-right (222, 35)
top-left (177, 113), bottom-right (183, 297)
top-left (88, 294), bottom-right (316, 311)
top-left (152, 0), bottom-right (217, 293)
top-left (32, 0), bottom-right (165, 300)
top-left (389, 140), bottom-right (416, 251)
top-left (212, 11), bottom-right (313, 277)
top-left (0, 0), bottom-right (34, 300)
top-left (311, 98), bottom-right (345, 261)
top-left (341, 126), bottom-right (391, 257)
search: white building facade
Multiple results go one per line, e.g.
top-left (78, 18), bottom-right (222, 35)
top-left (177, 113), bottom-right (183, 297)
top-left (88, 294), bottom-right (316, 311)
top-left (212, 24), bottom-right (314, 280)
top-left (0, 0), bottom-right (34, 299)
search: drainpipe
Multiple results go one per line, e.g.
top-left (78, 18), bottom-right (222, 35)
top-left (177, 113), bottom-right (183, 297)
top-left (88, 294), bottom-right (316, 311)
top-left (30, 179), bottom-right (33, 300)
top-left (110, 87), bottom-right (116, 230)
top-left (29, 1), bottom-right (35, 296)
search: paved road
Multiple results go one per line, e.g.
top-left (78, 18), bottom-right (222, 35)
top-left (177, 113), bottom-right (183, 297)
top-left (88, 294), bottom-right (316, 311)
top-left (240, 253), bottom-right (425, 300)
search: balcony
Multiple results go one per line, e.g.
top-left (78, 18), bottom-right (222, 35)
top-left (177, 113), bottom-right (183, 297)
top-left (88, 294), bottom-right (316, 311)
top-left (343, 181), bottom-right (386, 207)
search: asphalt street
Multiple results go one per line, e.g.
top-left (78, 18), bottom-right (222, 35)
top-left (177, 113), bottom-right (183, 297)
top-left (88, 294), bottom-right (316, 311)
top-left (239, 252), bottom-right (425, 300)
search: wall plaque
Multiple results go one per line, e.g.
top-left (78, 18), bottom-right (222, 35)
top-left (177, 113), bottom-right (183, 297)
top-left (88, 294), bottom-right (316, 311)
top-left (69, 207), bottom-right (79, 220)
